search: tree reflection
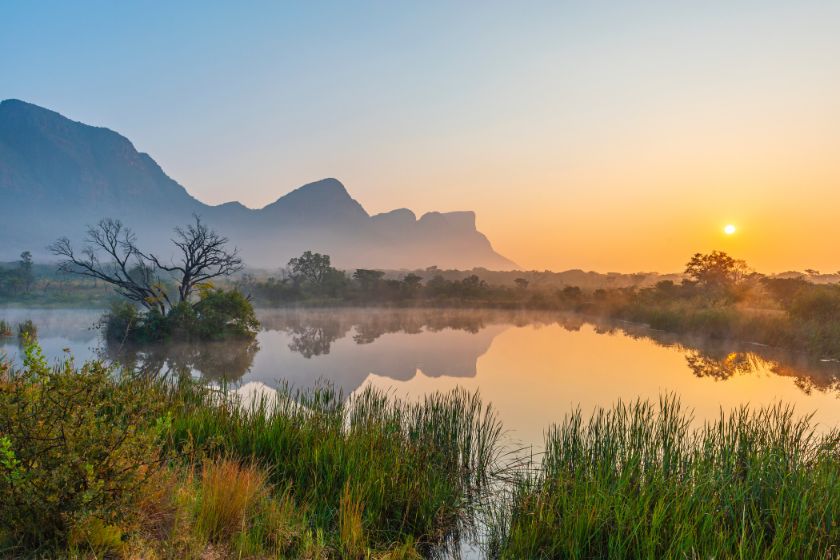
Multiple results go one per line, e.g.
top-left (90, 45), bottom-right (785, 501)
top-left (260, 308), bottom-right (492, 355)
top-left (684, 350), bottom-right (760, 381)
top-left (288, 326), bottom-right (341, 358)
top-left (105, 338), bottom-right (259, 381)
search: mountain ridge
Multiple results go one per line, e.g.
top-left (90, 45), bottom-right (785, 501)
top-left (0, 99), bottom-right (516, 270)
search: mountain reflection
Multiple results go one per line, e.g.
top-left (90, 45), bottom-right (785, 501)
top-left (6, 308), bottom-right (837, 398)
top-left (245, 309), bottom-right (509, 394)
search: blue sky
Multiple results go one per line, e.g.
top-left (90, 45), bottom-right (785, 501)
top-left (3, 1), bottom-right (839, 271)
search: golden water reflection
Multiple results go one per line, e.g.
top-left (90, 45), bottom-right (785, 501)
top-left (3, 308), bottom-right (838, 450)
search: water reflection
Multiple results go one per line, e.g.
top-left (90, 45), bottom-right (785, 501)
top-left (3, 308), bottom-right (838, 398)
top-left (2, 307), bottom-right (838, 447)
top-left (105, 339), bottom-right (260, 381)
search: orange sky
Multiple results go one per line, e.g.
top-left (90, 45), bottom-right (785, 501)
top-left (6, 2), bottom-right (839, 273)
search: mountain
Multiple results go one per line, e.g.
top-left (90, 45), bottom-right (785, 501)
top-left (0, 99), bottom-right (516, 270)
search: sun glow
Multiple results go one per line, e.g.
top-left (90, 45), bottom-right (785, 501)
top-left (724, 224), bottom-right (737, 235)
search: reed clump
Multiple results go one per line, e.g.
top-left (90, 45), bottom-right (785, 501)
top-left (0, 320), bottom-right (12, 337)
top-left (488, 395), bottom-right (840, 559)
top-left (167, 381), bottom-right (503, 555)
top-left (0, 341), bottom-right (502, 558)
top-left (3, 342), bottom-right (838, 559)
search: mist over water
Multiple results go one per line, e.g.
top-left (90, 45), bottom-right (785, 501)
top-left (2, 307), bottom-right (838, 449)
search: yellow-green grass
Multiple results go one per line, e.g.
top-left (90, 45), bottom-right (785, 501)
top-left (488, 396), bottom-right (840, 559)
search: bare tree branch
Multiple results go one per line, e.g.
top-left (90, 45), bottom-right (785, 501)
top-left (51, 216), bottom-right (242, 314)
top-left (141, 215), bottom-right (243, 303)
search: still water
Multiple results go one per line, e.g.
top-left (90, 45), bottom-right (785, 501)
top-left (2, 307), bottom-right (838, 449)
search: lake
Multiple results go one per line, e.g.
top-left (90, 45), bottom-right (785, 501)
top-left (2, 307), bottom-right (838, 450)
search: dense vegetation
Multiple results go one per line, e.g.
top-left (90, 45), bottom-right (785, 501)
top-left (5, 245), bottom-right (840, 358)
top-left (45, 217), bottom-right (259, 344)
top-left (1, 345), bottom-right (837, 558)
top-left (233, 249), bottom-right (840, 358)
top-left (0, 342), bottom-right (501, 558)
top-left (488, 397), bottom-right (840, 559)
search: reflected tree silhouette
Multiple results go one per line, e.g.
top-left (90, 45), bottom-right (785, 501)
top-left (684, 350), bottom-right (760, 381)
top-left (105, 338), bottom-right (259, 381)
top-left (288, 326), bottom-right (341, 358)
top-left (94, 307), bottom-right (840, 397)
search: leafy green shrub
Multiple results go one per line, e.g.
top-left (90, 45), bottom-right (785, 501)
top-left (192, 287), bottom-right (259, 340)
top-left (16, 319), bottom-right (37, 340)
top-left (788, 284), bottom-right (840, 322)
top-left (104, 288), bottom-right (259, 344)
top-left (103, 301), bottom-right (141, 343)
top-left (0, 342), bottom-right (167, 550)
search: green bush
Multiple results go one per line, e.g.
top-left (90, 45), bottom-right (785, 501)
top-left (16, 319), bottom-right (37, 340)
top-left (104, 301), bottom-right (141, 342)
top-left (104, 288), bottom-right (259, 344)
top-left (192, 287), bottom-right (259, 340)
top-left (0, 342), bottom-right (167, 550)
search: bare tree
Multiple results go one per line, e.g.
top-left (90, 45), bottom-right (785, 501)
top-left (50, 215), bottom-right (242, 313)
top-left (142, 216), bottom-right (243, 303)
top-left (49, 219), bottom-right (170, 313)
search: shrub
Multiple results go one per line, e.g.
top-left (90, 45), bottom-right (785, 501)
top-left (789, 285), bottom-right (840, 323)
top-left (0, 320), bottom-right (11, 337)
top-left (192, 287), bottom-right (260, 340)
top-left (104, 288), bottom-right (259, 344)
top-left (103, 301), bottom-right (141, 343)
top-left (0, 342), bottom-right (167, 550)
top-left (16, 319), bottom-right (37, 340)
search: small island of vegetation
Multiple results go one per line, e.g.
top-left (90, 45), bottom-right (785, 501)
top-left (48, 216), bottom-right (258, 344)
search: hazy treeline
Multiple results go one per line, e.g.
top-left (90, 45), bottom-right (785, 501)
top-left (232, 250), bottom-right (840, 358)
top-left (6, 247), bottom-right (840, 357)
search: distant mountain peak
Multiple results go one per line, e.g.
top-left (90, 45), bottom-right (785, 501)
top-left (262, 178), bottom-right (369, 221)
top-left (0, 100), bottom-right (516, 270)
top-left (275, 177), bottom-right (353, 202)
top-left (0, 98), bottom-right (45, 112)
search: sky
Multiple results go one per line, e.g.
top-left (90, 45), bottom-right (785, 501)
top-left (3, 1), bottom-right (839, 273)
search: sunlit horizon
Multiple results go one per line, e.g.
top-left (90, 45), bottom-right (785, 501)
top-left (3, 1), bottom-right (838, 273)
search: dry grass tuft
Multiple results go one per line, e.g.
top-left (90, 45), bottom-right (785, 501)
top-left (194, 458), bottom-right (268, 544)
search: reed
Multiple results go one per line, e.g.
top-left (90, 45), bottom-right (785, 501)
top-left (488, 395), bottom-right (840, 559)
top-left (166, 381), bottom-right (504, 554)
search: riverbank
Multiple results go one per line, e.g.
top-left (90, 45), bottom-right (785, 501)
top-left (1, 344), bottom-right (838, 558)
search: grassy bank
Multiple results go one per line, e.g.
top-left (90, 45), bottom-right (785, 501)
top-left (0, 344), bottom-right (501, 558)
top-left (1, 346), bottom-right (838, 558)
top-left (488, 396), bottom-right (840, 559)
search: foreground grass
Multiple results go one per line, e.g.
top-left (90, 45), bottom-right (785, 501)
top-left (0, 345), bottom-right (501, 558)
top-left (1, 346), bottom-right (838, 558)
top-left (488, 396), bottom-right (840, 559)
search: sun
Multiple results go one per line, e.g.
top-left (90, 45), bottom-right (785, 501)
top-left (724, 224), bottom-right (737, 235)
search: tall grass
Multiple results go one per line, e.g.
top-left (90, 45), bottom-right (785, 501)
top-left (488, 395), bottom-right (840, 559)
top-left (0, 320), bottom-right (11, 337)
top-left (3, 343), bottom-right (838, 558)
top-left (166, 381), bottom-right (504, 554)
top-left (193, 459), bottom-right (268, 543)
